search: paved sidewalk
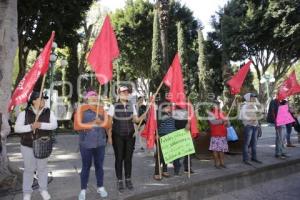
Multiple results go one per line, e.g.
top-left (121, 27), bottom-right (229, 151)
top-left (2, 125), bottom-right (300, 200)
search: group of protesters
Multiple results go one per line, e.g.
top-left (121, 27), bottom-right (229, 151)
top-left (9, 84), bottom-right (299, 200)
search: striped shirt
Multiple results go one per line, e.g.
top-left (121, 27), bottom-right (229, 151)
top-left (158, 113), bottom-right (177, 136)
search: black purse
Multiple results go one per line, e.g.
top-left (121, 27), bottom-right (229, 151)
top-left (32, 132), bottom-right (53, 159)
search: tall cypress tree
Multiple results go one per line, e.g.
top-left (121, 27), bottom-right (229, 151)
top-left (197, 29), bottom-right (207, 100)
top-left (150, 9), bottom-right (162, 92)
top-left (177, 22), bottom-right (189, 94)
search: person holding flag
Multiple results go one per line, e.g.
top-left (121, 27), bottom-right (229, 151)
top-left (14, 91), bottom-right (58, 200)
top-left (9, 32), bottom-right (56, 200)
top-left (74, 90), bottom-right (111, 200)
top-left (108, 85), bottom-right (145, 192)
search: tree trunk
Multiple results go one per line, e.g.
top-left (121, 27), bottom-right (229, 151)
top-left (0, 0), bottom-right (18, 188)
top-left (66, 41), bottom-right (79, 104)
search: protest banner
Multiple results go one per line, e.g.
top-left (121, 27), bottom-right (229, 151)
top-left (160, 129), bottom-right (195, 164)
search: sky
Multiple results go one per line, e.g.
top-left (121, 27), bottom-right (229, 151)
top-left (99, 0), bottom-right (229, 36)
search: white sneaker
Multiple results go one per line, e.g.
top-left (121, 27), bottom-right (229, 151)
top-left (78, 190), bottom-right (86, 200)
top-left (40, 190), bottom-right (51, 200)
top-left (23, 193), bottom-right (31, 200)
top-left (97, 187), bottom-right (108, 198)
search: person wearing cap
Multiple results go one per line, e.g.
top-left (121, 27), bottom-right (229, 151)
top-left (239, 93), bottom-right (262, 165)
top-left (208, 100), bottom-right (229, 169)
top-left (74, 90), bottom-right (111, 200)
top-left (267, 95), bottom-right (290, 158)
top-left (108, 85), bottom-right (145, 192)
top-left (14, 91), bottom-right (58, 200)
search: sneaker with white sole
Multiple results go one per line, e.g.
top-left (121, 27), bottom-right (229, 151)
top-left (97, 187), bottom-right (108, 198)
top-left (78, 190), bottom-right (86, 200)
top-left (23, 193), bottom-right (31, 200)
top-left (40, 190), bottom-right (51, 200)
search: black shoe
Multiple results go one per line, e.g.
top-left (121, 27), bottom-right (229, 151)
top-left (117, 180), bottom-right (125, 193)
top-left (251, 159), bottom-right (263, 164)
top-left (275, 155), bottom-right (286, 160)
top-left (184, 169), bottom-right (195, 174)
top-left (215, 165), bottom-right (222, 169)
top-left (125, 179), bottom-right (134, 190)
top-left (220, 164), bottom-right (227, 168)
top-left (243, 161), bottom-right (252, 166)
top-left (174, 172), bottom-right (181, 177)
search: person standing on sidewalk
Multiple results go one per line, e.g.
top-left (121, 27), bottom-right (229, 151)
top-left (15, 91), bottom-right (58, 200)
top-left (208, 101), bottom-right (229, 169)
top-left (173, 105), bottom-right (194, 174)
top-left (108, 85), bottom-right (145, 192)
top-left (284, 100), bottom-right (296, 147)
top-left (240, 93), bottom-right (262, 165)
top-left (267, 96), bottom-right (289, 159)
top-left (74, 90), bottom-right (111, 200)
top-left (153, 101), bottom-right (175, 180)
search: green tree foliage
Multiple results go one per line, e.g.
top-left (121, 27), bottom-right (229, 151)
top-left (111, 0), bottom-right (154, 80)
top-left (177, 22), bottom-right (188, 92)
top-left (18, 0), bottom-right (93, 102)
top-left (150, 8), bottom-right (162, 91)
top-left (211, 0), bottom-right (300, 86)
top-left (111, 0), bottom-right (201, 96)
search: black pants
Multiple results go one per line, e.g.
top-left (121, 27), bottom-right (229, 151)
top-left (154, 140), bottom-right (167, 175)
top-left (112, 134), bottom-right (135, 180)
top-left (183, 155), bottom-right (192, 171)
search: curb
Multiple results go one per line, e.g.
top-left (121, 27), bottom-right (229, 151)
top-left (125, 158), bottom-right (300, 200)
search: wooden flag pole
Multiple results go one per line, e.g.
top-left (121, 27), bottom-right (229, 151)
top-left (33, 74), bottom-right (47, 134)
top-left (96, 84), bottom-right (102, 117)
top-left (136, 80), bottom-right (164, 131)
top-left (156, 131), bottom-right (162, 179)
top-left (188, 154), bottom-right (191, 178)
top-left (227, 95), bottom-right (237, 117)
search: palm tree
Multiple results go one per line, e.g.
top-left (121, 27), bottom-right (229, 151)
top-left (0, 0), bottom-right (18, 189)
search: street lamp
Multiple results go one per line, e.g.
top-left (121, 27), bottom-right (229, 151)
top-left (49, 42), bottom-right (58, 109)
top-left (260, 72), bottom-right (275, 101)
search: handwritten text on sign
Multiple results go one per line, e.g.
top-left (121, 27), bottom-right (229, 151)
top-left (160, 129), bottom-right (195, 164)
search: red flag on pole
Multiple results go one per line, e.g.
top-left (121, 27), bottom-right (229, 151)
top-left (87, 15), bottom-right (120, 85)
top-left (8, 32), bottom-right (55, 112)
top-left (141, 100), bottom-right (157, 149)
top-left (163, 53), bottom-right (186, 107)
top-left (277, 71), bottom-right (300, 100)
top-left (188, 103), bottom-right (200, 138)
top-left (227, 60), bottom-right (252, 95)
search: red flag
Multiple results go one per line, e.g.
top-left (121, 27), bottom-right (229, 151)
top-left (188, 103), bottom-right (200, 138)
top-left (87, 15), bottom-right (120, 85)
top-left (8, 32), bottom-right (55, 112)
top-left (163, 53), bottom-right (186, 107)
top-left (141, 101), bottom-right (157, 149)
top-left (277, 71), bottom-right (300, 100)
top-left (227, 60), bottom-right (252, 95)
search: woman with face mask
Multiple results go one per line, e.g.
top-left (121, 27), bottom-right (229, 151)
top-left (74, 90), bottom-right (111, 200)
top-left (14, 91), bottom-right (58, 200)
top-left (108, 85), bottom-right (145, 192)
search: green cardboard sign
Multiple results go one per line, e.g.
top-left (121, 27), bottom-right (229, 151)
top-left (160, 129), bottom-right (195, 164)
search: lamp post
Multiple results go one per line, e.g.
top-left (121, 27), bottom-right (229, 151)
top-left (260, 72), bottom-right (275, 102)
top-left (49, 42), bottom-right (58, 109)
top-left (60, 59), bottom-right (68, 97)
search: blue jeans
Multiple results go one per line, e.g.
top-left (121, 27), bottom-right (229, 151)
top-left (80, 145), bottom-right (105, 189)
top-left (173, 159), bottom-right (181, 174)
top-left (243, 125), bottom-right (258, 161)
top-left (286, 124), bottom-right (293, 144)
top-left (275, 126), bottom-right (286, 156)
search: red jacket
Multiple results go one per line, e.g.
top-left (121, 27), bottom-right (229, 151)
top-left (209, 109), bottom-right (227, 137)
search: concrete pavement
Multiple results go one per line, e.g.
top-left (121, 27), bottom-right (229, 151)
top-left (2, 125), bottom-right (300, 200)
